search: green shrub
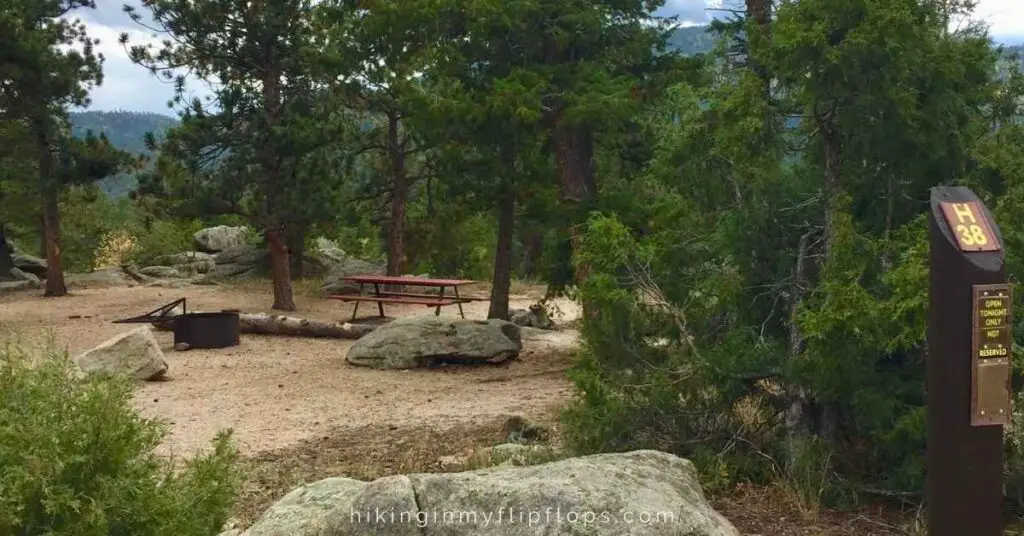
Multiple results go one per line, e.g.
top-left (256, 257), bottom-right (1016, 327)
top-left (127, 218), bottom-right (206, 266)
top-left (0, 340), bottom-right (242, 536)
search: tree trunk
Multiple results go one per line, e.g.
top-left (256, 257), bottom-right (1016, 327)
top-left (488, 189), bottom-right (516, 320)
top-left (0, 225), bottom-right (14, 279)
top-left (38, 215), bottom-right (46, 259)
top-left (153, 312), bottom-right (374, 339)
top-left (521, 229), bottom-right (543, 279)
top-left (261, 64), bottom-right (294, 311)
top-left (746, 0), bottom-right (773, 100)
top-left (552, 123), bottom-right (597, 288)
top-left (817, 111), bottom-right (842, 441)
top-left (34, 118), bottom-right (66, 298)
top-left (266, 227), bottom-right (296, 311)
top-left (821, 109), bottom-right (841, 260)
top-left (42, 189), bottom-right (66, 296)
top-left (785, 230), bottom-right (814, 440)
top-left (287, 226), bottom-right (306, 279)
top-left (385, 112), bottom-right (407, 277)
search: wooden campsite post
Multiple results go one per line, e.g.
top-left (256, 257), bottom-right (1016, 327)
top-left (928, 186), bottom-right (1011, 535)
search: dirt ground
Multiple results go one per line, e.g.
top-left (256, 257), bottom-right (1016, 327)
top-left (0, 280), bottom-right (579, 456)
top-left (2, 279), bottom-right (994, 535)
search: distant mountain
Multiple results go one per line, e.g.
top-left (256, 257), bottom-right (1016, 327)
top-left (68, 111), bottom-right (179, 197)
top-left (667, 26), bottom-right (1024, 72)
top-left (667, 26), bottom-right (718, 56)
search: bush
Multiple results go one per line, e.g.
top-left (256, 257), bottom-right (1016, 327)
top-left (125, 218), bottom-right (206, 267)
top-left (0, 340), bottom-right (242, 536)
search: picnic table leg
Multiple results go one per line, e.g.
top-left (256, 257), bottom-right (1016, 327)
top-left (350, 283), bottom-right (364, 321)
top-left (435, 286), bottom-right (446, 316)
top-left (373, 283), bottom-right (385, 317)
top-left (453, 286), bottom-right (466, 319)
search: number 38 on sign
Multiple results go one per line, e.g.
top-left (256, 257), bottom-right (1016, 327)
top-left (939, 201), bottom-right (1001, 252)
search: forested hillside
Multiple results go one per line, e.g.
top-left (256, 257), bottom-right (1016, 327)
top-left (68, 111), bottom-right (178, 197)
top-left (4, 0), bottom-right (1024, 533)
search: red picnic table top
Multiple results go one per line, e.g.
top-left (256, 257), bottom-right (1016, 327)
top-left (340, 274), bottom-right (478, 286)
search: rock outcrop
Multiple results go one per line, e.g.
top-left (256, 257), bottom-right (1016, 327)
top-left (231, 450), bottom-right (740, 536)
top-left (194, 225), bottom-right (250, 253)
top-left (345, 316), bottom-right (522, 369)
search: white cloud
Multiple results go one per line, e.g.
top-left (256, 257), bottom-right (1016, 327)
top-left (972, 0), bottom-right (1024, 43)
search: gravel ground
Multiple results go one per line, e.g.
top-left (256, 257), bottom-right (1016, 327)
top-left (0, 281), bottom-right (579, 455)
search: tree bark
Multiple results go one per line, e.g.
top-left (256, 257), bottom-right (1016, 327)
top-left (552, 123), bottom-right (597, 289)
top-left (266, 227), bottom-right (296, 311)
top-left (33, 117), bottom-right (66, 297)
top-left (820, 108), bottom-right (841, 261)
top-left (488, 188), bottom-right (516, 320)
top-left (385, 112), bottom-right (407, 277)
top-left (260, 62), bottom-right (294, 311)
top-left (42, 190), bottom-right (65, 296)
top-left (785, 230), bottom-right (814, 439)
top-left (153, 312), bottom-right (375, 339)
top-left (817, 110), bottom-right (842, 441)
top-left (521, 229), bottom-right (543, 279)
top-left (746, 0), bottom-right (773, 100)
top-left (0, 225), bottom-right (14, 280)
top-left (287, 226), bottom-right (306, 279)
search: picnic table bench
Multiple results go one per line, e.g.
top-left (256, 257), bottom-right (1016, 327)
top-left (327, 275), bottom-right (480, 320)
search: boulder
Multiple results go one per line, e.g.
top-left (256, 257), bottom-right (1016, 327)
top-left (238, 450), bottom-right (740, 536)
top-left (510, 304), bottom-right (556, 330)
top-left (0, 280), bottom-right (36, 293)
top-left (12, 251), bottom-right (47, 277)
top-left (156, 251), bottom-right (216, 265)
top-left (74, 326), bottom-right (169, 381)
top-left (66, 267), bottom-right (137, 289)
top-left (345, 316), bottom-right (522, 369)
top-left (196, 244), bottom-right (269, 282)
top-left (0, 268), bottom-right (42, 292)
top-left (9, 267), bottom-right (40, 285)
top-left (139, 265), bottom-right (186, 278)
top-left (319, 257), bottom-right (385, 294)
top-left (310, 237), bottom-right (347, 266)
top-left (194, 225), bottom-right (249, 253)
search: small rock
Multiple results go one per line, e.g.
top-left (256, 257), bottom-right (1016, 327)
top-left (174, 342), bottom-right (191, 351)
top-left (503, 413), bottom-right (550, 443)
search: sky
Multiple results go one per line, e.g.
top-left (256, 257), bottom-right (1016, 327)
top-left (80, 0), bottom-right (1024, 115)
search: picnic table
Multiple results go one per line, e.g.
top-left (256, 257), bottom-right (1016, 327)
top-left (326, 275), bottom-right (480, 320)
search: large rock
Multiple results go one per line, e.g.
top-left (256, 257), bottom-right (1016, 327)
top-left (310, 237), bottom-right (347, 267)
top-left (319, 260), bottom-right (385, 294)
top-left (239, 450), bottom-right (740, 536)
top-left (195, 244), bottom-right (269, 282)
top-left (156, 251), bottom-right (216, 265)
top-left (66, 267), bottom-right (137, 289)
top-left (12, 251), bottom-right (47, 277)
top-left (194, 225), bottom-right (249, 253)
top-left (0, 280), bottom-right (36, 293)
top-left (74, 326), bottom-right (169, 381)
top-left (346, 316), bottom-right (522, 369)
top-left (9, 267), bottom-right (40, 285)
top-left (139, 265), bottom-right (186, 278)
top-left (2, 236), bottom-right (47, 277)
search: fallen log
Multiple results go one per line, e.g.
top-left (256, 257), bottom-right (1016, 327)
top-left (153, 312), bottom-right (375, 339)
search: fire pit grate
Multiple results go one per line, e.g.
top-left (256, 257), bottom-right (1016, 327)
top-left (114, 298), bottom-right (241, 349)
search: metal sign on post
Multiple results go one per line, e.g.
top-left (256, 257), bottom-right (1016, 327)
top-left (928, 187), bottom-right (1010, 536)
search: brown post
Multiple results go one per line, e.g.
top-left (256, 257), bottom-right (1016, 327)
top-left (928, 186), bottom-right (1011, 535)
